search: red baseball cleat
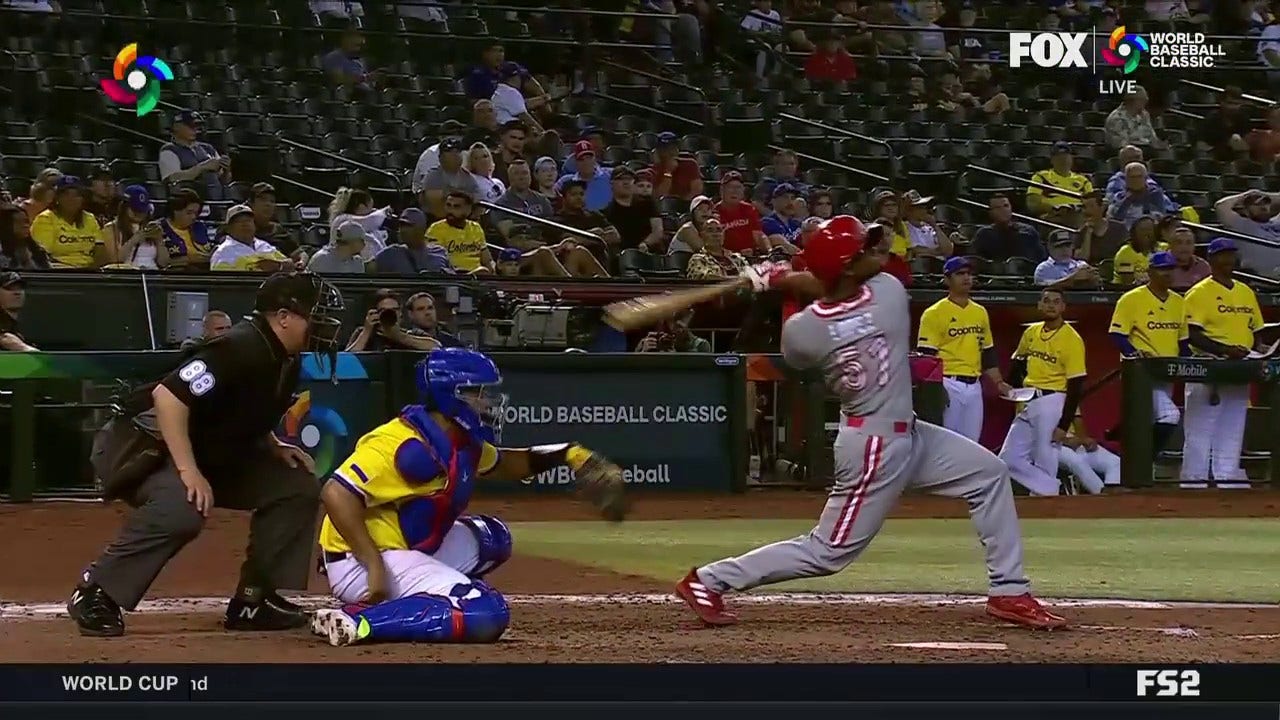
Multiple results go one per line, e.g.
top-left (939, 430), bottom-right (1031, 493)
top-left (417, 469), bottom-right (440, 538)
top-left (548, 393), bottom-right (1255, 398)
top-left (986, 593), bottom-right (1069, 630)
top-left (674, 568), bottom-right (738, 627)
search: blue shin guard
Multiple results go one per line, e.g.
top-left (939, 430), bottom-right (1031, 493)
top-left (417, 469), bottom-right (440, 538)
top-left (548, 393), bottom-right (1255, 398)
top-left (350, 581), bottom-right (510, 643)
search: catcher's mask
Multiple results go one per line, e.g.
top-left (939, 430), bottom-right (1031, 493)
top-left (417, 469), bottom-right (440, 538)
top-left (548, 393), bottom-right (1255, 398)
top-left (253, 271), bottom-right (346, 370)
top-left (416, 348), bottom-right (508, 444)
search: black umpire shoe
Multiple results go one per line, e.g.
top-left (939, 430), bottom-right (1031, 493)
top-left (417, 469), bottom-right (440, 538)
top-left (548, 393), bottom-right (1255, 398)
top-left (68, 583), bottom-right (125, 637)
top-left (224, 592), bottom-right (309, 631)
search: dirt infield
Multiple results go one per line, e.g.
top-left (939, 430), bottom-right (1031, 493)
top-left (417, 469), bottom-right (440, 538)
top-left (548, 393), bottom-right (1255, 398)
top-left (1, 490), bottom-right (1277, 663)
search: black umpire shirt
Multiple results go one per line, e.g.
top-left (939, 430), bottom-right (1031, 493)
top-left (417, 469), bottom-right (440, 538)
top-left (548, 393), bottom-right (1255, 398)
top-left (155, 314), bottom-right (300, 473)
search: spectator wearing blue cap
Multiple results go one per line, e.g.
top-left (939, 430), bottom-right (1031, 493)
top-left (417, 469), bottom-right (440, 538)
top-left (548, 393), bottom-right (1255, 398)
top-left (30, 175), bottom-right (102, 269)
top-left (1034, 230), bottom-right (1099, 289)
top-left (753, 149), bottom-right (809, 210)
top-left (761, 183), bottom-right (803, 252)
top-left (649, 131), bottom-right (703, 202)
top-left (158, 109), bottom-right (231, 202)
top-left (465, 42), bottom-right (548, 105)
top-left (372, 208), bottom-right (454, 276)
top-left (494, 246), bottom-right (524, 277)
top-left (97, 185), bottom-right (169, 269)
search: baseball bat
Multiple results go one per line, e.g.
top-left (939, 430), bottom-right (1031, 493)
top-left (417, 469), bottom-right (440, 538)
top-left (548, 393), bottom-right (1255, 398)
top-left (602, 278), bottom-right (746, 331)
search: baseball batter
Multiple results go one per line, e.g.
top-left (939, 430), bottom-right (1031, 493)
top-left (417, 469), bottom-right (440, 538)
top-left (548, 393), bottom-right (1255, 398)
top-left (674, 216), bottom-right (1066, 630)
top-left (308, 348), bottom-right (625, 646)
top-left (1180, 239), bottom-right (1261, 487)
top-left (916, 256), bottom-right (1012, 441)
top-left (1108, 251), bottom-right (1188, 463)
top-left (998, 288), bottom-right (1087, 497)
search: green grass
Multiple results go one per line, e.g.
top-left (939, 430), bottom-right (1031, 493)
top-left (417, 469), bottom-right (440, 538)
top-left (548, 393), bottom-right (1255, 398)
top-left (509, 519), bottom-right (1280, 603)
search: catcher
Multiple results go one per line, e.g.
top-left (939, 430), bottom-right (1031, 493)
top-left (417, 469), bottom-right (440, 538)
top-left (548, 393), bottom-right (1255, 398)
top-left (310, 347), bottom-right (625, 646)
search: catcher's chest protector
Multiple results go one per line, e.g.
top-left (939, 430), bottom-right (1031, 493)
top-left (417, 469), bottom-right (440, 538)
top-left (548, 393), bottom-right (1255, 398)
top-left (395, 405), bottom-right (480, 553)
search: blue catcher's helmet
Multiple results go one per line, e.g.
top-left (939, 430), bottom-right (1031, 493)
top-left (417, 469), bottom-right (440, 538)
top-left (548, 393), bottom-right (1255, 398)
top-left (415, 348), bottom-right (507, 444)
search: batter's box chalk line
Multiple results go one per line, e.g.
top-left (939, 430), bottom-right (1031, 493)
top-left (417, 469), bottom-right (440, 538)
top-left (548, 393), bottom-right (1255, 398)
top-left (2, 592), bottom-right (1276, 621)
top-left (889, 642), bottom-right (1007, 651)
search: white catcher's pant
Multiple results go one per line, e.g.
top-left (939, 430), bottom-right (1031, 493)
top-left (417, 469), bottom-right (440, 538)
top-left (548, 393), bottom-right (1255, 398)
top-left (324, 521), bottom-right (483, 605)
top-left (1152, 384), bottom-right (1180, 424)
top-left (1058, 445), bottom-right (1121, 494)
top-left (999, 392), bottom-right (1066, 496)
top-left (1181, 384), bottom-right (1249, 485)
top-left (942, 377), bottom-right (985, 442)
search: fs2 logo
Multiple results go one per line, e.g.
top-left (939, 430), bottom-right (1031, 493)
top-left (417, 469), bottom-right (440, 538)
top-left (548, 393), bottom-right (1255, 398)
top-left (1136, 669), bottom-right (1200, 697)
top-left (280, 391), bottom-right (349, 478)
top-left (1008, 32), bottom-right (1089, 69)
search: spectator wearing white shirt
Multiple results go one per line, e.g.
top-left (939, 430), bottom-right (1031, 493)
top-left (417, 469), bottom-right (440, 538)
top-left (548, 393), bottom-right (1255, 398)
top-left (491, 62), bottom-right (542, 130)
top-left (463, 143), bottom-right (507, 203)
top-left (902, 190), bottom-right (953, 257)
top-left (327, 187), bottom-right (389, 261)
top-left (309, 0), bottom-right (362, 19)
top-left (210, 205), bottom-right (292, 272)
top-left (1034, 231), bottom-right (1100, 288)
top-left (740, 0), bottom-right (783, 77)
top-left (395, 0), bottom-right (446, 26)
top-left (411, 142), bottom-right (442, 196)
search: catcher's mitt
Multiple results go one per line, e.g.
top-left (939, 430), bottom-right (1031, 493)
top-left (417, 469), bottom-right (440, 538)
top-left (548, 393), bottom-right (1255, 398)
top-left (573, 451), bottom-right (628, 522)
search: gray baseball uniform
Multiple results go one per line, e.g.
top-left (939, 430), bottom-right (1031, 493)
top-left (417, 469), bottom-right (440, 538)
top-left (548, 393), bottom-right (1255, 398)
top-left (698, 273), bottom-right (1031, 596)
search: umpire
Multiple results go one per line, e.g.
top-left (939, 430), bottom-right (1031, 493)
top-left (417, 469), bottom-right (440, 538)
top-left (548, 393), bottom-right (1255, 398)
top-left (69, 272), bottom-right (345, 637)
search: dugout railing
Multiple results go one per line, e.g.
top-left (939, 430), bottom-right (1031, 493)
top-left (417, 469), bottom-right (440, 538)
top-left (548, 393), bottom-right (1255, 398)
top-left (1120, 356), bottom-right (1280, 488)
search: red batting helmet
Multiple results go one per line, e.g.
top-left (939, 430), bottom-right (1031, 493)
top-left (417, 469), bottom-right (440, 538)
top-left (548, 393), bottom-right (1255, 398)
top-left (801, 215), bottom-right (866, 286)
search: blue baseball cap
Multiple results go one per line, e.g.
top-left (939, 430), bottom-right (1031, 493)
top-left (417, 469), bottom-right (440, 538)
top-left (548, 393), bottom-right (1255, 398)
top-left (398, 207), bottom-right (427, 227)
top-left (123, 184), bottom-right (153, 214)
top-left (498, 247), bottom-right (523, 262)
top-left (771, 183), bottom-right (797, 199)
top-left (497, 61), bottom-right (523, 79)
top-left (53, 174), bottom-right (82, 191)
top-left (943, 256), bottom-right (972, 275)
top-left (656, 131), bottom-right (679, 146)
top-left (173, 109), bottom-right (203, 126)
top-left (1148, 251), bottom-right (1176, 269)
top-left (1207, 237), bottom-right (1238, 255)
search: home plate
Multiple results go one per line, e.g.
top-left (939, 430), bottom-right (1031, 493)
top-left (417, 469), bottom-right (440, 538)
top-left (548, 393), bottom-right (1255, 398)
top-left (889, 642), bottom-right (1007, 651)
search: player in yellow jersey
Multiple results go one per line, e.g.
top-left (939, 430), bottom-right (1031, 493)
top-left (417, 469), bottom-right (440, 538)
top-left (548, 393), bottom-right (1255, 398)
top-left (998, 288), bottom-right (1088, 496)
top-left (915, 257), bottom-right (1013, 441)
top-left (1108, 251), bottom-right (1188, 460)
top-left (309, 348), bottom-right (626, 646)
top-left (1180, 239), bottom-right (1262, 486)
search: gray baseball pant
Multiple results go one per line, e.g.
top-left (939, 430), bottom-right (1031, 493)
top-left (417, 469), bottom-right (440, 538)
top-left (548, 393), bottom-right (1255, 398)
top-left (698, 420), bottom-right (1031, 597)
top-left (85, 452), bottom-right (320, 610)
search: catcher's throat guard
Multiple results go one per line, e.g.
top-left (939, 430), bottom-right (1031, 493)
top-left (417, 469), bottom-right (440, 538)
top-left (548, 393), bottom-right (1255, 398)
top-left (416, 348), bottom-right (508, 444)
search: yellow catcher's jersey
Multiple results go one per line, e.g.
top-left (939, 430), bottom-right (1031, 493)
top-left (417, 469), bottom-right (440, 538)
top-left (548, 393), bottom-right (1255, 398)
top-left (916, 297), bottom-right (992, 377)
top-left (1027, 169), bottom-right (1093, 209)
top-left (1013, 321), bottom-right (1087, 392)
top-left (318, 413), bottom-right (500, 553)
top-left (1112, 242), bottom-right (1168, 284)
top-left (1183, 277), bottom-right (1263, 349)
top-left (1109, 286), bottom-right (1187, 358)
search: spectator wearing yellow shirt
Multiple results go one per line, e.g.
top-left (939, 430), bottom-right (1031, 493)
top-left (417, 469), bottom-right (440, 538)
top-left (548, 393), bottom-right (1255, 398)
top-left (158, 188), bottom-right (215, 268)
top-left (870, 190), bottom-right (911, 259)
top-left (30, 176), bottom-right (102, 268)
top-left (210, 205), bottom-right (292, 272)
top-left (425, 191), bottom-right (495, 274)
top-left (1112, 215), bottom-right (1167, 285)
top-left (1026, 142), bottom-right (1093, 226)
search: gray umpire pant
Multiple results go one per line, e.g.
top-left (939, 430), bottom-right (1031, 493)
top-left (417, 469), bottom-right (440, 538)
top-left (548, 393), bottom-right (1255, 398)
top-left (86, 452), bottom-right (320, 610)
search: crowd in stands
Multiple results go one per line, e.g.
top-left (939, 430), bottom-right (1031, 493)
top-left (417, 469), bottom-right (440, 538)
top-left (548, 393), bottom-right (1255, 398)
top-left (1, 0), bottom-right (1280, 298)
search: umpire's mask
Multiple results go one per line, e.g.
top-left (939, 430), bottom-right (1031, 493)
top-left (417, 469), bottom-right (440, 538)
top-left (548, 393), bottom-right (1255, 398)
top-left (254, 271), bottom-right (346, 365)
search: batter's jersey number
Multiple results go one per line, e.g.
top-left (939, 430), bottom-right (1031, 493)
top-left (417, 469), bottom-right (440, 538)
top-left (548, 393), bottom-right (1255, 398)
top-left (178, 360), bottom-right (216, 397)
top-left (835, 337), bottom-right (891, 392)
top-left (1136, 669), bottom-right (1200, 697)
